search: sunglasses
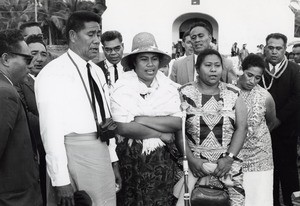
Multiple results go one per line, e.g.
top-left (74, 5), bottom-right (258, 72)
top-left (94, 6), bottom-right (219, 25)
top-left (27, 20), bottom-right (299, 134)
top-left (9, 52), bottom-right (34, 65)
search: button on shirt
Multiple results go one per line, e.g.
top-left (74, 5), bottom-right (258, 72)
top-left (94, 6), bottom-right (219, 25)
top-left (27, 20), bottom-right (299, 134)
top-left (35, 49), bottom-right (118, 186)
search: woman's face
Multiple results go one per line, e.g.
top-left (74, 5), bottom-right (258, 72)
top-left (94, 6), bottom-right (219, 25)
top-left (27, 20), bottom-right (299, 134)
top-left (197, 54), bottom-right (222, 86)
top-left (239, 66), bottom-right (263, 91)
top-left (134, 52), bottom-right (160, 86)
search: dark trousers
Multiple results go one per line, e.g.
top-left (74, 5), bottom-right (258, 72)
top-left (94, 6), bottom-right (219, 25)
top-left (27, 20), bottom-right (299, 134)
top-left (272, 129), bottom-right (299, 206)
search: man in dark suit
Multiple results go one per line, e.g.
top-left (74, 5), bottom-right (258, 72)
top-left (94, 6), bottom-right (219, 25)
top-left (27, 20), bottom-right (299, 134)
top-left (259, 33), bottom-right (300, 206)
top-left (96, 30), bottom-right (124, 86)
top-left (16, 34), bottom-right (48, 205)
top-left (170, 22), bottom-right (236, 85)
top-left (0, 29), bottom-right (42, 205)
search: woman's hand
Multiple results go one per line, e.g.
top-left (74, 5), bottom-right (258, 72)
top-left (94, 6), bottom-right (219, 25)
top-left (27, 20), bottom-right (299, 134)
top-left (188, 156), bottom-right (209, 178)
top-left (213, 156), bottom-right (234, 177)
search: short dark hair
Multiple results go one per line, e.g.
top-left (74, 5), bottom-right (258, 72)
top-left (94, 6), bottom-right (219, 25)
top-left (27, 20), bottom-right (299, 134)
top-left (19, 22), bottom-right (41, 32)
top-left (241, 54), bottom-right (266, 72)
top-left (65, 11), bottom-right (101, 42)
top-left (266, 33), bottom-right (287, 46)
top-left (0, 29), bottom-right (24, 56)
top-left (195, 49), bottom-right (223, 71)
top-left (189, 22), bottom-right (212, 35)
top-left (182, 30), bottom-right (190, 42)
top-left (26, 34), bottom-right (46, 49)
top-left (100, 30), bottom-right (122, 45)
top-left (293, 43), bottom-right (300, 49)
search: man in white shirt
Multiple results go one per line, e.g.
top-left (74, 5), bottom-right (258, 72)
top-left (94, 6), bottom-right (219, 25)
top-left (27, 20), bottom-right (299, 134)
top-left (35, 11), bottom-right (121, 206)
top-left (96, 30), bottom-right (124, 87)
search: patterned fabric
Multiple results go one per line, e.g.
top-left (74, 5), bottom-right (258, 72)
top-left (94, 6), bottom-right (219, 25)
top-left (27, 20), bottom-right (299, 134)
top-left (179, 81), bottom-right (245, 206)
top-left (116, 139), bottom-right (176, 206)
top-left (239, 85), bottom-right (273, 172)
top-left (180, 81), bottom-right (240, 161)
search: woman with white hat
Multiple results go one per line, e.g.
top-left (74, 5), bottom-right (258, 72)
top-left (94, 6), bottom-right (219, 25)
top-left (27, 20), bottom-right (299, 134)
top-left (110, 32), bottom-right (182, 205)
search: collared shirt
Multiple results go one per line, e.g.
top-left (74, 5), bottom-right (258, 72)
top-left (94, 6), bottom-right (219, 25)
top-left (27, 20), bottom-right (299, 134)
top-left (105, 60), bottom-right (124, 84)
top-left (35, 49), bottom-right (118, 186)
top-left (268, 59), bottom-right (285, 75)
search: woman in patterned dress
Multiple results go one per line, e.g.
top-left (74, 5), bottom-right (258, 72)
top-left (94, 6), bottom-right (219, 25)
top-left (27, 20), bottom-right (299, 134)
top-left (237, 54), bottom-right (277, 206)
top-left (176, 49), bottom-right (248, 206)
top-left (110, 32), bottom-right (182, 206)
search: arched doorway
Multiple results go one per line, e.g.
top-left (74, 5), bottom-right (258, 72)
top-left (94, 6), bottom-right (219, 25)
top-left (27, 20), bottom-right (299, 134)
top-left (172, 13), bottom-right (218, 57)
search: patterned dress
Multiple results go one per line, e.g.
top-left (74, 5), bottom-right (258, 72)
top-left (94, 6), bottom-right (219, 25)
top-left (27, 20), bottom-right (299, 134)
top-left (179, 81), bottom-right (245, 206)
top-left (240, 85), bottom-right (273, 172)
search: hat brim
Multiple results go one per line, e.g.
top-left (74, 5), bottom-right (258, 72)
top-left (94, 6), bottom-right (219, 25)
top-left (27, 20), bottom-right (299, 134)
top-left (121, 48), bottom-right (171, 70)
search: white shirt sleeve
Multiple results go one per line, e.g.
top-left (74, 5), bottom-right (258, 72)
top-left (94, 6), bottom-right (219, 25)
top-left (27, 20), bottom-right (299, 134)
top-left (35, 70), bottom-right (70, 187)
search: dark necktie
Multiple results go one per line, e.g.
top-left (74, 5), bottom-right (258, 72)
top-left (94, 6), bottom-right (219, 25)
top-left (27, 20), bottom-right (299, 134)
top-left (86, 63), bottom-right (106, 136)
top-left (113, 64), bottom-right (118, 82)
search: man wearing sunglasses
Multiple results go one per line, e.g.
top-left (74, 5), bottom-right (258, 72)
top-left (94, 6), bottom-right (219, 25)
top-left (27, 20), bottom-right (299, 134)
top-left (96, 30), bottom-right (124, 86)
top-left (0, 29), bottom-right (42, 205)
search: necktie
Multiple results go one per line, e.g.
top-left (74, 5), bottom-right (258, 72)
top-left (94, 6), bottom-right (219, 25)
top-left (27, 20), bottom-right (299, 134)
top-left (113, 64), bottom-right (118, 82)
top-left (86, 63), bottom-right (106, 136)
top-left (270, 65), bottom-right (276, 74)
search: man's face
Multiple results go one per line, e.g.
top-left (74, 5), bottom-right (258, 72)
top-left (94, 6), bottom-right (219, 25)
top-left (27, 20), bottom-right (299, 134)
top-left (190, 26), bottom-right (212, 55)
top-left (293, 46), bottom-right (300, 63)
top-left (182, 36), bottom-right (193, 56)
top-left (72, 21), bottom-right (101, 61)
top-left (102, 38), bottom-right (124, 65)
top-left (28, 42), bottom-right (48, 76)
top-left (265, 38), bottom-right (286, 65)
top-left (8, 41), bottom-right (31, 84)
top-left (22, 26), bottom-right (43, 40)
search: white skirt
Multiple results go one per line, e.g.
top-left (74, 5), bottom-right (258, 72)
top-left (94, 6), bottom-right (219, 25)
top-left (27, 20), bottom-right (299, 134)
top-left (243, 169), bottom-right (273, 206)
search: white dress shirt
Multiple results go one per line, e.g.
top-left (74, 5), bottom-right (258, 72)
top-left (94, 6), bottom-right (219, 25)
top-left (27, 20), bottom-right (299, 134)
top-left (104, 60), bottom-right (124, 84)
top-left (35, 49), bottom-right (118, 186)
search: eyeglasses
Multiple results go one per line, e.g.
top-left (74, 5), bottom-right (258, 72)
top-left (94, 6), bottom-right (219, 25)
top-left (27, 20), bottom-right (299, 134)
top-left (9, 52), bottom-right (34, 65)
top-left (103, 45), bottom-right (122, 54)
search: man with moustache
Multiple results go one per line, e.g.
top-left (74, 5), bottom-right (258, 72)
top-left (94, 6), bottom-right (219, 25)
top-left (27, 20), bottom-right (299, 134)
top-left (0, 29), bottom-right (42, 205)
top-left (170, 22), bottom-right (236, 85)
top-left (35, 11), bottom-right (121, 206)
top-left (259, 33), bottom-right (300, 206)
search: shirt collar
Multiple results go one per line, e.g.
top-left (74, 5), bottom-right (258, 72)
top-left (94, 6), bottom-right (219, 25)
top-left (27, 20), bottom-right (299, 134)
top-left (0, 72), bottom-right (13, 85)
top-left (68, 49), bottom-right (89, 70)
top-left (105, 60), bottom-right (121, 68)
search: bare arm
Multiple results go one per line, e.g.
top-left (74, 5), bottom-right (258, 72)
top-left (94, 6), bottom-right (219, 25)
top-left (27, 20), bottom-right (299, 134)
top-left (265, 91), bottom-right (279, 131)
top-left (116, 122), bottom-right (173, 143)
top-left (134, 116), bottom-right (181, 133)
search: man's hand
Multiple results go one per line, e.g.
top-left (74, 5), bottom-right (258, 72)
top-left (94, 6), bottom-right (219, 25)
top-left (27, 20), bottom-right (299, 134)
top-left (213, 156), bottom-right (234, 177)
top-left (188, 156), bottom-right (209, 178)
top-left (112, 161), bottom-right (122, 193)
top-left (54, 184), bottom-right (74, 206)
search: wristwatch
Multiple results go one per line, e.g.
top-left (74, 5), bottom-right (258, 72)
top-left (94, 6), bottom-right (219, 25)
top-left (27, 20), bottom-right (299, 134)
top-left (223, 152), bottom-right (239, 161)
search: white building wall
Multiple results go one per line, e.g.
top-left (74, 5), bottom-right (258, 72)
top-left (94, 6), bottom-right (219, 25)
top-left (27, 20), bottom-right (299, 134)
top-left (102, 0), bottom-right (294, 55)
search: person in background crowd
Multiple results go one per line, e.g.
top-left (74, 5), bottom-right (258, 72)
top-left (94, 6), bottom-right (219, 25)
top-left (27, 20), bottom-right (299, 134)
top-left (237, 54), bottom-right (277, 206)
top-left (110, 32), bottom-right (182, 206)
top-left (19, 21), bottom-right (43, 40)
top-left (259, 33), bottom-right (300, 206)
top-left (175, 49), bottom-right (247, 206)
top-left (0, 29), bottom-right (42, 205)
top-left (231, 42), bottom-right (239, 57)
top-left (170, 22), bottom-right (237, 85)
top-left (292, 43), bottom-right (300, 64)
top-left (16, 34), bottom-right (48, 205)
top-left (239, 43), bottom-right (249, 63)
top-left (168, 30), bottom-right (193, 77)
top-left (35, 11), bottom-right (121, 206)
top-left (96, 30), bottom-right (124, 86)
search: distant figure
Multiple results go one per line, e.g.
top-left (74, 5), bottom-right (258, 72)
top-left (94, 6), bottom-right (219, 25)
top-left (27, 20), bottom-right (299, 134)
top-left (231, 42), bottom-right (239, 57)
top-left (259, 33), bottom-right (300, 206)
top-left (292, 43), bottom-right (300, 64)
top-left (0, 29), bottom-right (42, 206)
top-left (19, 21), bottom-right (43, 40)
top-left (239, 43), bottom-right (249, 63)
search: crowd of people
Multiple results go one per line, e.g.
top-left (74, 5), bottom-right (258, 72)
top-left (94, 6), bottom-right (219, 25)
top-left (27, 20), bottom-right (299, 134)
top-left (0, 10), bottom-right (300, 206)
